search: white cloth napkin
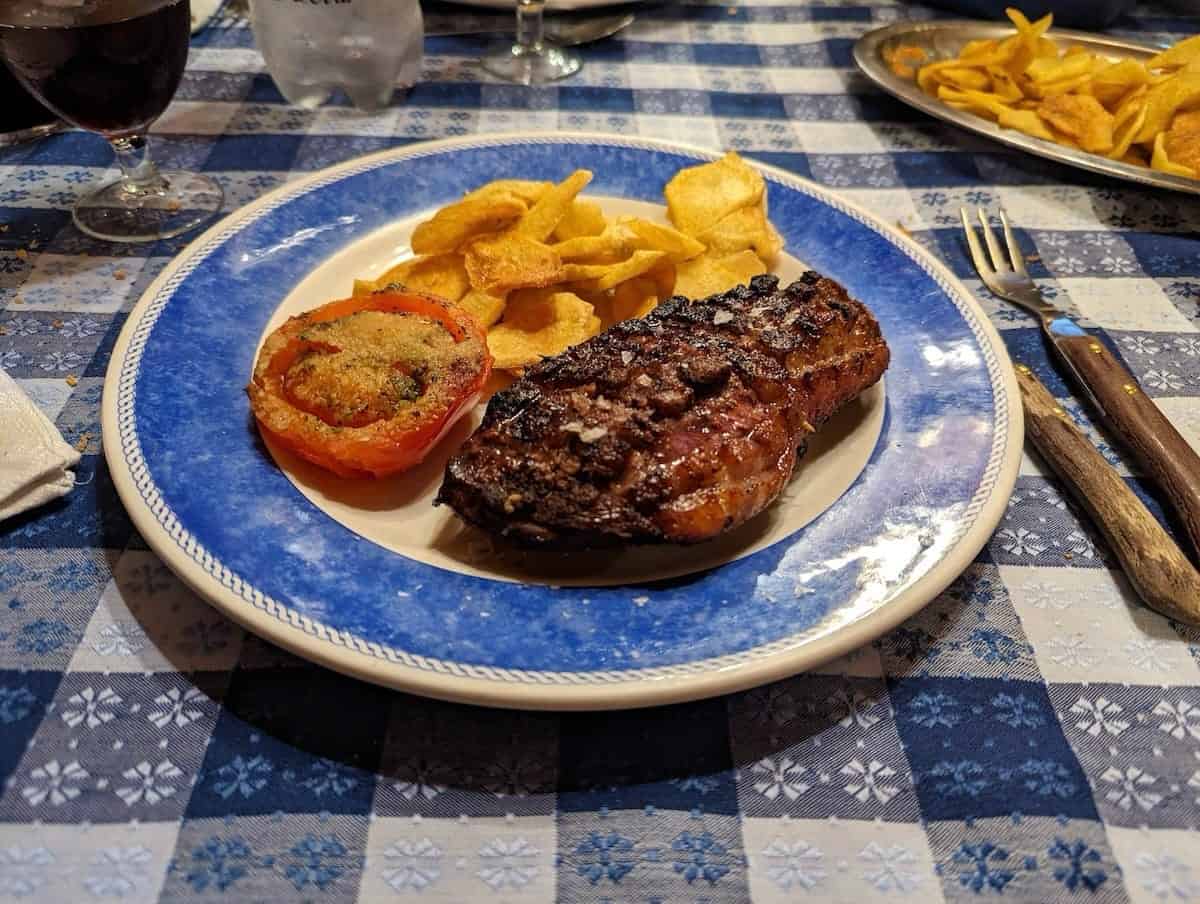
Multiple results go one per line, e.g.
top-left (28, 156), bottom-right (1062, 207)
top-left (0, 368), bottom-right (80, 522)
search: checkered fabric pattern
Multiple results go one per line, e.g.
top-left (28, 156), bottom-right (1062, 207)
top-left (2, 1), bottom-right (1200, 900)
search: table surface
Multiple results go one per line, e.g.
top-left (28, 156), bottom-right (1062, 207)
top-left (3, 2), bottom-right (1200, 901)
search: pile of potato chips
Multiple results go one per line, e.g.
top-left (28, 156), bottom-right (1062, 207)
top-left (889, 7), bottom-right (1200, 177)
top-left (353, 152), bottom-right (782, 371)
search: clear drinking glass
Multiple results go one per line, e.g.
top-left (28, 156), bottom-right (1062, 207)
top-left (481, 0), bottom-right (581, 85)
top-left (0, 0), bottom-right (223, 243)
top-left (0, 62), bottom-right (62, 146)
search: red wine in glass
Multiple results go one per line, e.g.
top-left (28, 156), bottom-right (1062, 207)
top-left (0, 63), bottom-right (58, 139)
top-left (0, 0), bottom-right (189, 137)
top-left (0, 0), bottom-right (222, 242)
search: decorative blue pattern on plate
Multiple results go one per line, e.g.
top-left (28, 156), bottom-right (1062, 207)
top-left (102, 134), bottom-right (1021, 708)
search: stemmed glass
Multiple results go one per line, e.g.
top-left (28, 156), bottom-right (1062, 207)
top-left (0, 64), bottom-right (61, 147)
top-left (481, 0), bottom-right (581, 85)
top-left (0, 0), bottom-right (223, 243)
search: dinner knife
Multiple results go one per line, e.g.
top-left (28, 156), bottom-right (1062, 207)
top-left (1017, 364), bottom-right (1200, 625)
top-left (1042, 314), bottom-right (1200, 560)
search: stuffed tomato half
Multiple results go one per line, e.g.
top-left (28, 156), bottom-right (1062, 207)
top-left (247, 291), bottom-right (492, 478)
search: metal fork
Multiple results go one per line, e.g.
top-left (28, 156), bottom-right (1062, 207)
top-left (961, 206), bottom-right (1200, 562)
top-left (959, 208), bottom-right (1058, 321)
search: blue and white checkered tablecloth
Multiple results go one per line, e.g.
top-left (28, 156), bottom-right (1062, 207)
top-left (3, 1), bottom-right (1200, 900)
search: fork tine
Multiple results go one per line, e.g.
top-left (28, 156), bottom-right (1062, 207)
top-left (998, 209), bottom-right (1028, 276)
top-left (976, 208), bottom-right (1008, 273)
top-left (959, 207), bottom-right (992, 278)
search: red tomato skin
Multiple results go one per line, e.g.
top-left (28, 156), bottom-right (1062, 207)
top-left (247, 291), bottom-right (492, 479)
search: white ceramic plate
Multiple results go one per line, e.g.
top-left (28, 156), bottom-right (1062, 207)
top-left (101, 133), bottom-right (1022, 709)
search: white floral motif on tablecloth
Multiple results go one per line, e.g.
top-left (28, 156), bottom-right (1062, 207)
top-left (1071, 698), bottom-right (1130, 738)
top-left (860, 842), bottom-right (921, 892)
top-left (762, 839), bottom-right (825, 891)
top-left (1101, 766), bottom-right (1163, 812)
top-left (476, 837), bottom-right (540, 890)
top-left (751, 757), bottom-right (811, 801)
top-left (61, 687), bottom-right (122, 729)
top-left (22, 760), bottom-right (89, 807)
top-left (380, 838), bottom-right (442, 892)
top-left (83, 846), bottom-right (154, 897)
top-left (0, 846), bottom-right (53, 897)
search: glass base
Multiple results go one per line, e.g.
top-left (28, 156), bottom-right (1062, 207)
top-left (481, 40), bottom-right (582, 85)
top-left (73, 171), bottom-right (224, 243)
top-left (0, 120), bottom-right (65, 148)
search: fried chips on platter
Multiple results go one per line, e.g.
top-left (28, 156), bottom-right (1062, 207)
top-left (354, 152), bottom-right (783, 372)
top-left (889, 7), bottom-right (1200, 178)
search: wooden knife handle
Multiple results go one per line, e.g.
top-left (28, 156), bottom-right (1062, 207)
top-left (1016, 364), bottom-right (1200, 625)
top-left (1057, 333), bottom-right (1200, 558)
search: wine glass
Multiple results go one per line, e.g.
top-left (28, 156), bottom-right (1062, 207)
top-left (0, 63), bottom-right (62, 147)
top-left (481, 0), bottom-right (581, 85)
top-left (0, 0), bottom-right (223, 243)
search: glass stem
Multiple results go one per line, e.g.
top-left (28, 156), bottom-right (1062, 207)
top-left (516, 0), bottom-right (545, 52)
top-left (109, 134), bottom-right (167, 197)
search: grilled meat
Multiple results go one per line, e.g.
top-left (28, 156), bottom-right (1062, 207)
top-left (436, 273), bottom-right (890, 548)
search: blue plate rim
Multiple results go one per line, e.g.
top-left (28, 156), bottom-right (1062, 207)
top-left (101, 132), bottom-right (1023, 710)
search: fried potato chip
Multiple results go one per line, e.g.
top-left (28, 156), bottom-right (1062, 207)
top-left (885, 43), bottom-right (928, 79)
top-left (356, 253), bottom-right (471, 301)
top-left (1033, 36), bottom-right (1058, 59)
top-left (1161, 109), bottom-right (1200, 132)
top-left (1147, 34), bottom-right (1200, 71)
top-left (715, 250), bottom-right (768, 284)
top-left (987, 66), bottom-right (1025, 102)
top-left (1152, 130), bottom-right (1198, 177)
top-left (514, 170), bottom-right (594, 242)
top-left (551, 200), bottom-right (607, 241)
top-left (1166, 109), bottom-right (1200, 171)
top-left (938, 67), bottom-right (992, 91)
top-left (486, 289), bottom-right (601, 370)
top-left (552, 227), bottom-right (639, 264)
top-left (457, 288), bottom-right (507, 329)
top-left (961, 38), bottom-right (999, 60)
top-left (665, 151), bottom-right (765, 236)
top-left (1026, 51), bottom-right (1096, 85)
top-left (410, 195), bottom-right (526, 255)
top-left (611, 277), bottom-right (660, 321)
top-left (463, 232), bottom-right (563, 294)
top-left (937, 85), bottom-right (1011, 119)
top-left (1121, 147), bottom-right (1149, 166)
top-left (1038, 93), bottom-right (1115, 151)
top-left (1004, 8), bottom-right (1053, 74)
top-left (1090, 59), bottom-right (1151, 107)
top-left (645, 259), bottom-right (677, 301)
top-left (1114, 86), bottom-right (1149, 125)
top-left (999, 106), bottom-right (1058, 141)
top-left (621, 217), bottom-right (707, 263)
top-left (462, 179), bottom-right (550, 206)
top-left (695, 203), bottom-right (783, 261)
top-left (1107, 104), bottom-right (1147, 159)
top-left (674, 253), bottom-right (755, 300)
top-left (561, 249), bottom-right (668, 292)
top-left (1031, 72), bottom-right (1099, 99)
top-left (919, 40), bottom-right (1019, 94)
top-left (1134, 72), bottom-right (1200, 144)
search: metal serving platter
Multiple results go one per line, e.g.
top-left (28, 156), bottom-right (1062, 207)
top-left (854, 20), bottom-right (1199, 195)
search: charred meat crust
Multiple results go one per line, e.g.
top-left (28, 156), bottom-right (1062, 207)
top-left (436, 273), bottom-right (890, 548)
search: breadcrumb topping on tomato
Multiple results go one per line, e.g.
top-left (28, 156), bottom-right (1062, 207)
top-left (247, 291), bottom-right (492, 479)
